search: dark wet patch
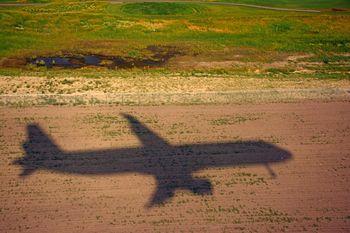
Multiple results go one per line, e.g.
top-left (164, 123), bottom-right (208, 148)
top-left (26, 46), bottom-right (182, 69)
top-left (331, 8), bottom-right (348, 12)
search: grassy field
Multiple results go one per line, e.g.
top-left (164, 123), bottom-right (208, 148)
top-left (217, 0), bottom-right (350, 9)
top-left (0, 0), bottom-right (48, 3)
top-left (1, 1), bottom-right (349, 56)
top-left (2, 0), bottom-right (349, 8)
top-left (0, 0), bottom-right (349, 94)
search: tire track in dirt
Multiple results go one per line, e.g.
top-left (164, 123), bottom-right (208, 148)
top-left (1, 1), bottom-right (321, 13)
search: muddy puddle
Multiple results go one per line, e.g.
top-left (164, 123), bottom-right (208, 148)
top-left (1, 46), bottom-right (182, 69)
top-left (29, 46), bottom-right (182, 69)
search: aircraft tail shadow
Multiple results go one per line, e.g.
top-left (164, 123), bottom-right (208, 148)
top-left (14, 124), bottom-right (63, 177)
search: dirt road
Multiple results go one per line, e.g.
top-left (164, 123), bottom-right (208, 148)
top-left (0, 1), bottom-right (321, 12)
top-left (110, 0), bottom-right (321, 12)
top-left (0, 100), bottom-right (349, 232)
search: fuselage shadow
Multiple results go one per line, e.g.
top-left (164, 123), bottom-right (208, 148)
top-left (13, 113), bottom-right (292, 207)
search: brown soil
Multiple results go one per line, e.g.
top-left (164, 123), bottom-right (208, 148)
top-left (169, 51), bottom-right (350, 75)
top-left (0, 101), bottom-right (349, 232)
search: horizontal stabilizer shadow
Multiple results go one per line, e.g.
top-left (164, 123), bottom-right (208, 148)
top-left (13, 113), bottom-right (292, 207)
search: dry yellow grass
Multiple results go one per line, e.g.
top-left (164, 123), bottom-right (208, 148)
top-left (0, 75), bottom-right (349, 95)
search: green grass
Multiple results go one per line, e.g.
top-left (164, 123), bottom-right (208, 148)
top-left (1, 2), bottom-right (349, 55)
top-left (0, 0), bottom-right (49, 3)
top-left (217, 0), bottom-right (350, 9)
top-left (121, 2), bottom-right (205, 15)
top-left (0, 1), bottom-right (349, 79)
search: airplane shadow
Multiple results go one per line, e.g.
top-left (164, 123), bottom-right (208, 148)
top-left (13, 113), bottom-right (292, 207)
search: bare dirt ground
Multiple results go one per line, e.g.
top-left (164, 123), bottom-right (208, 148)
top-left (0, 100), bottom-right (349, 232)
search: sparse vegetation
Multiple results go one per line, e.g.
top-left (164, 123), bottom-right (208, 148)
top-left (210, 114), bottom-right (262, 126)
